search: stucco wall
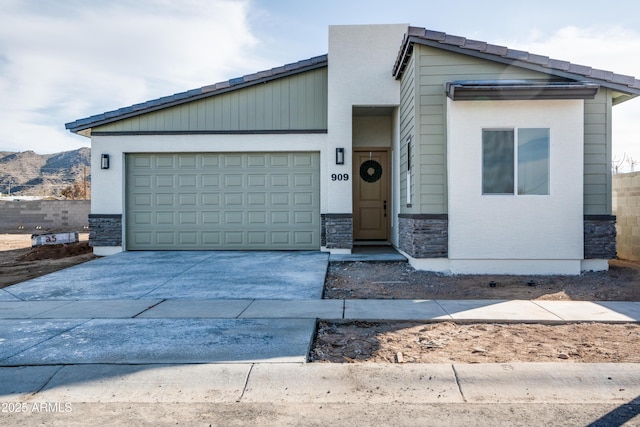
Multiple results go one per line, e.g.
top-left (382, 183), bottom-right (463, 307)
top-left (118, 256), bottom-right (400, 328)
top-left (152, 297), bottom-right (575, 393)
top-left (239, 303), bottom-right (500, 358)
top-left (0, 200), bottom-right (90, 233)
top-left (613, 172), bottom-right (640, 261)
top-left (327, 24), bottom-right (406, 214)
top-left (446, 98), bottom-right (585, 274)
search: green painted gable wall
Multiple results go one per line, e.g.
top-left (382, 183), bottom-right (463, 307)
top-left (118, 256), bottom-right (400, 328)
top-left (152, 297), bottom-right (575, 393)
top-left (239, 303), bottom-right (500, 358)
top-left (400, 44), bottom-right (613, 216)
top-left (94, 67), bottom-right (328, 133)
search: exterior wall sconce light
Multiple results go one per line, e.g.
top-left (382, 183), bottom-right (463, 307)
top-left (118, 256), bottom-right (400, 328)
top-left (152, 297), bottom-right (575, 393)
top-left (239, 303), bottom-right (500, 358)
top-left (335, 148), bottom-right (345, 165)
top-left (101, 154), bottom-right (110, 170)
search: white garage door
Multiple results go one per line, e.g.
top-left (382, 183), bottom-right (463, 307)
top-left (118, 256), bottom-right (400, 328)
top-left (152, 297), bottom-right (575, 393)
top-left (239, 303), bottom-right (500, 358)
top-left (126, 152), bottom-right (320, 250)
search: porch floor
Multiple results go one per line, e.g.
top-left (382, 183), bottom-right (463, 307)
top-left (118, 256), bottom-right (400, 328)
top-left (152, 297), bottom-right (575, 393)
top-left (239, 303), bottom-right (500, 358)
top-left (329, 245), bottom-right (407, 262)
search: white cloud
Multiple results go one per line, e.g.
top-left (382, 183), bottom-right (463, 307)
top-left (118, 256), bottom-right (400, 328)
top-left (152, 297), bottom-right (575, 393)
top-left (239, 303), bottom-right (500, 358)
top-left (498, 26), bottom-right (640, 170)
top-left (0, 0), bottom-right (265, 154)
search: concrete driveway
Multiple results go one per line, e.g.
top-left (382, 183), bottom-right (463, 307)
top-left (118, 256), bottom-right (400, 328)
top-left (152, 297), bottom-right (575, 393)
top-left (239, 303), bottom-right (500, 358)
top-left (1, 251), bottom-right (329, 301)
top-left (0, 251), bottom-right (329, 365)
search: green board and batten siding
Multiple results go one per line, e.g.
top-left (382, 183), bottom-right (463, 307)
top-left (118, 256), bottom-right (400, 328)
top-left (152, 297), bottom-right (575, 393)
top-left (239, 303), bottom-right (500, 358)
top-left (584, 88), bottom-right (612, 215)
top-left (94, 67), bottom-right (328, 133)
top-left (399, 53), bottom-right (416, 208)
top-left (400, 44), bottom-right (613, 216)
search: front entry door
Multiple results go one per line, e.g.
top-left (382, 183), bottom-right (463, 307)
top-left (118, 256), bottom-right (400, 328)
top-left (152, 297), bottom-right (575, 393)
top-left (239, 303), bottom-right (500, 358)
top-left (353, 149), bottom-right (390, 240)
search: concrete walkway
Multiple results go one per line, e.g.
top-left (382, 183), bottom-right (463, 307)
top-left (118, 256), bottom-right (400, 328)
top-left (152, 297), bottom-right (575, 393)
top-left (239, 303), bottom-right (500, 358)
top-left (1, 298), bottom-right (639, 322)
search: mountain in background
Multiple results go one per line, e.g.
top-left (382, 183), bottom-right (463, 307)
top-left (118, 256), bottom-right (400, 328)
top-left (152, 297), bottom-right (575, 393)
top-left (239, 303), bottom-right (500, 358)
top-left (0, 147), bottom-right (91, 198)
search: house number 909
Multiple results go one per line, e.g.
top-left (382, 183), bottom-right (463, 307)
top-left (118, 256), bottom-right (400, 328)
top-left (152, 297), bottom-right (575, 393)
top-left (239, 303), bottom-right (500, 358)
top-left (331, 173), bottom-right (349, 181)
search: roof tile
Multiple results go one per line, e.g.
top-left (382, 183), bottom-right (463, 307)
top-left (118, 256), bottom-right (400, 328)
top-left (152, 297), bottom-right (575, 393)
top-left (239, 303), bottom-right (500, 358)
top-left (611, 74), bottom-right (636, 86)
top-left (462, 39), bottom-right (487, 52)
top-left (407, 26), bottom-right (425, 37)
top-left (589, 69), bottom-right (614, 81)
top-left (526, 53), bottom-right (549, 66)
top-left (569, 64), bottom-right (593, 75)
top-left (443, 34), bottom-right (466, 46)
top-left (504, 49), bottom-right (529, 61)
top-left (423, 29), bottom-right (446, 41)
top-left (483, 43), bottom-right (508, 56)
top-left (547, 58), bottom-right (571, 71)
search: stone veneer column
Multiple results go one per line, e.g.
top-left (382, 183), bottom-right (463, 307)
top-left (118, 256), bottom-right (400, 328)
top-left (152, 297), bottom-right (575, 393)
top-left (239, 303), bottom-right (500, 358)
top-left (584, 215), bottom-right (616, 259)
top-left (321, 214), bottom-right (353, 249)
top-left (398, 214), bottom-right (448, 258)
top-left (88, 214), bottom-right (122, 247)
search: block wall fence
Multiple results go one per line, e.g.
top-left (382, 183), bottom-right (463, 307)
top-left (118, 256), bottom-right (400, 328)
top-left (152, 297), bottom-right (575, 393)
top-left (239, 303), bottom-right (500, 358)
top-left (0, 200), bottom-right (90, 234)
top-left (613, 172), bottom-right (640, 261)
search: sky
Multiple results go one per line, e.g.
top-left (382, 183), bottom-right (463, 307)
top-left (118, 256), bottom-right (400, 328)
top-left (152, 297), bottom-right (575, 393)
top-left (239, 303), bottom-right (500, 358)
top-left (1, 0), bottom-right (639, 169)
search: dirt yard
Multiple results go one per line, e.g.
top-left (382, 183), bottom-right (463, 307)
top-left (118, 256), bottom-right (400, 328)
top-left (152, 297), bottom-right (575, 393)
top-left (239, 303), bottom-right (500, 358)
top-left (312, 260), bottom-right (640, 364)
top-left (0, 234), bottom-right (95, 289)
top-left (324, 260), bottom-right (640, 301)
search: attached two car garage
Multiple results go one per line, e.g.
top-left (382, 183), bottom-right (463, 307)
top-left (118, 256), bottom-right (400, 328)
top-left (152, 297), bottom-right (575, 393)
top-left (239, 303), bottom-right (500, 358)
top-left (125, 152), bottom-right (320, 250)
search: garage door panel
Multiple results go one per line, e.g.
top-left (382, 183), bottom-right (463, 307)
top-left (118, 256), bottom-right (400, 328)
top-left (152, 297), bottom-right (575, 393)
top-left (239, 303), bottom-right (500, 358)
top-left (248, 175), bottom-right (267, 187)
top-left (224, 193), bottom-right (243, 206)
top-left (201, 154), bottom-right (220, 167)
top-left (293, 153), bottom-right (314, 167)
top-left (202, 193), bottom-right (220, 206)
top-left (202, 231), bottom-right (221, 245)
top-left (156, 212), bottom-right (174, 224)
top-left (178, 155), bottom-right (197, 168)
top-left (248, 193), bottom-right (266, 206)
top-left (247, 155), bottom-right (267, 167)
top-left (294, 174), bottom-right (313, 187)
top-left (248, 212), bottom-right (266, 224)
top-left (248, 231), bottom-right (267, 244)
top-left (270, 155), bottom-right (291, 167)
top-left (224, 211), bottom-right (244, 224)
top-left (224, 231), bottom-right (244, 245)
top-left (134, 212), bottom-right (152, 225)
top-left (126, 152), bottom-right (319, 250)
top-left (294, 211), bottom-right (314, 224)
top-left (155, 155), bottom-right (174, 168)
top-left (157, 193), bottom-right (174, 206)
top-left (202, 211), bottom-right (220, 224)
top-left (133, 156), bottom-right (152, 168)
top-left (157, 232), bottom-right (175, 245)
top-left (178, 212), bottom-right (197, 225)
top-left (271, 175), bottom-right (290, 186)
top-left (271, 212), bottom-right (289, 224)
top-left (179, 232), bottom-right (198, 245)
top-left (224, 155), bottom-right (243, 167)
top-left (133, 194), bottom-right (152, 206)
top-left (134, 175), bottom-right (151, 188)
top-left (295, 231), bottom-right (314, 245)
top-left (156, 175), bottom-right (174, 187)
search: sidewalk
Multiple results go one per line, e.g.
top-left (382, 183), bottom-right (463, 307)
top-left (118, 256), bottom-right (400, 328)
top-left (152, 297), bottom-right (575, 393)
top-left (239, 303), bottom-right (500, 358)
top-left (1, 298), bottom-right (639, 322)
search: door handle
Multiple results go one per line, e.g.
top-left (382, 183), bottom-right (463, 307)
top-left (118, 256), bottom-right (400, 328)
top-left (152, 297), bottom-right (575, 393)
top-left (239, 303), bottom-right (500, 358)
top-left (383, 200), bottom-right (387, 217)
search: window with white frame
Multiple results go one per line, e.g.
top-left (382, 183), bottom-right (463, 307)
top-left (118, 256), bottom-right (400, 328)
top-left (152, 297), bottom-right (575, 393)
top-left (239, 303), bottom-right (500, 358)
top-left (482, 128), bottom-right (550, 195)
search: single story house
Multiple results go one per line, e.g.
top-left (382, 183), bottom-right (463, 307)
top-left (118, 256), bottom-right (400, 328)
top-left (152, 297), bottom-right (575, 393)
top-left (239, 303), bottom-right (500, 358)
top-left (66, 24), bottom-right (640, 275)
